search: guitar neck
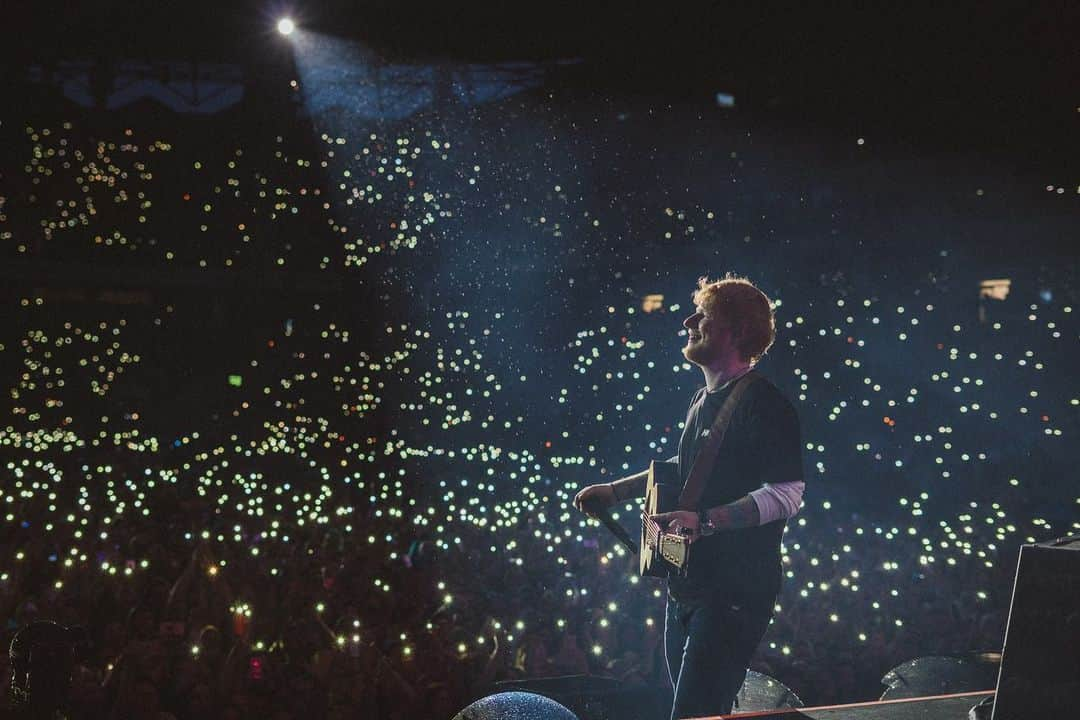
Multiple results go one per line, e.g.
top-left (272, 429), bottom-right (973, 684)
top-left (596, 509), bottom-right (639, 555)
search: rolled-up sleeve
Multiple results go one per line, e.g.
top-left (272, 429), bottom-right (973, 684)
top-left (750, 481), bottom-right (805, 523)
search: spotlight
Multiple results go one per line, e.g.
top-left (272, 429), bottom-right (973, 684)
top-left (277, 18), bottom-right (295, 36)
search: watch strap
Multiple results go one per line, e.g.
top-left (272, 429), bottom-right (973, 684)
top-left (697, 508), bottom-right (714, 536)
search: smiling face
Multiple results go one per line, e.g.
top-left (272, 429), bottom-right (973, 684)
top-left (684, 275), bottom-right (777, 372)
top-left (681, 302), bottom-right (735, 368)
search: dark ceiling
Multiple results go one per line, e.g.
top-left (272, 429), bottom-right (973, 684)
top-left (5, 1), bottom-right (1078, 155)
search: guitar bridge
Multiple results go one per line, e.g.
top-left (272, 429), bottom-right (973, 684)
top-left (659, 535), bottom-right (689, 568)
top-left (641, 509), bottom-right (690, 575)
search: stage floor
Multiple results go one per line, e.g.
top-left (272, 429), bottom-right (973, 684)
top-left (701, 690), bottom-right (994, 720)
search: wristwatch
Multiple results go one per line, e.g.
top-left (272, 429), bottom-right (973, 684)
top-left (697, 508), bottom-right (716, 537)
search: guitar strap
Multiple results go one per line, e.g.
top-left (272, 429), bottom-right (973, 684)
top-left (676, 370), bottom-right (760, 511)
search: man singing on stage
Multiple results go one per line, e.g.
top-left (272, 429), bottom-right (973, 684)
top-left (574, 274), bottom-right (805, 719)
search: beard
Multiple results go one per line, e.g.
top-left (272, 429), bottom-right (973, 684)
top-left (682, 337), bottom-right (708, 365)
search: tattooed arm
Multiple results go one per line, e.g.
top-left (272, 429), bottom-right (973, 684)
top-left (701, 494), bottom-right (761, 531)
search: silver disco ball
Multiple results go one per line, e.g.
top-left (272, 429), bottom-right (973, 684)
top-left (452, 691), bottom-right (580, 720)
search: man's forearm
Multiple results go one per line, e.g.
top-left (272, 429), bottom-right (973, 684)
top-left (703, 494), bottom-right (761, 531)
top-left (610, 469), bottom-right (648, 501)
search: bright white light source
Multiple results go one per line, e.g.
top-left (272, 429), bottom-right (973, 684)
top-left (277, 18), bottom-right (295, 35)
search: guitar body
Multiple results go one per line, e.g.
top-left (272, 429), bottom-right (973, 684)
top-left (640, 460), bottom-right (689, 577)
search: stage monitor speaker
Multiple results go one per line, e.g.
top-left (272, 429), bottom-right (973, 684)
top-left (880, 654), bottom-right (998, 700)
top-left (992, 535), bottom-right (1080, 720)
top-left (736, 670), bottom-right (804, 711)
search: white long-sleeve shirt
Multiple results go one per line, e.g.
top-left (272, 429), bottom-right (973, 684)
top-left (750, 481), bottom-right (805, 523)
top-left (664, 454), bottom-right (804, 523)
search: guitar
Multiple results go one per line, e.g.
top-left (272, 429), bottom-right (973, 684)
top-left (639, 460), bottom-right (691, 577)
top-left (591, 460), bottom-right (691, 577)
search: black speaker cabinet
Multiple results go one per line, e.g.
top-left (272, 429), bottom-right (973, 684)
top-left (992, 535), bottom-right (1080, 720)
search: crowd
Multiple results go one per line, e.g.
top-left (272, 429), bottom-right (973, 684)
top-left (0, 462), bottom-right (1045, 719)
top-left (1, 108), bottom-right (1076, 719)
top-left (1, 280), bottom-right (1072, 718)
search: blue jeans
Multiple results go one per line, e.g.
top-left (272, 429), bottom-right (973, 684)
top-left (664, 594), bottom-right (773, 720)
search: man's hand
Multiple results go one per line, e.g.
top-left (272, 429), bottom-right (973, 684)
top-left (650, 510), bottom-right (702, 543)
top-left (573, 483), bottom-right (618, 518)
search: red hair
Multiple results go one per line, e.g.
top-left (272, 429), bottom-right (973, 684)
top-left (692, 273), bottom-right (776, 364)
